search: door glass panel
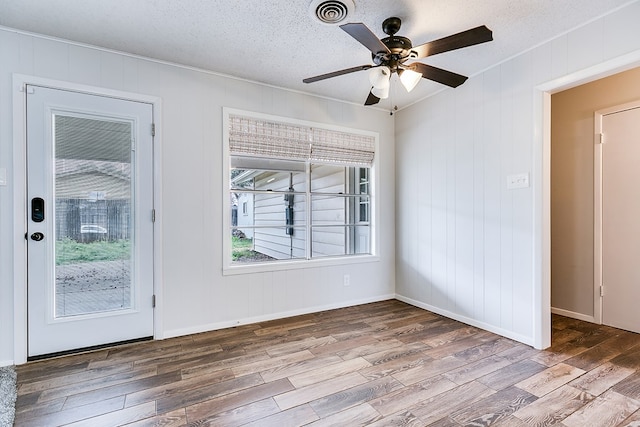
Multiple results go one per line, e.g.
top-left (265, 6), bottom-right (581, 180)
top-left (54, 115), bottom-right (133, 317)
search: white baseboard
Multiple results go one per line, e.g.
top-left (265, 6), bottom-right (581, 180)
top-left (395, 294), bottom-right (535, 347)
top-left (163, 294), bottom-right (396, 339)
top-left (0, 360), bottom-right (14, 367)
top-left (551, 307), bottom-right (596, 324)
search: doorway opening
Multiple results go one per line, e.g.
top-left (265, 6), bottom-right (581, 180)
top-left (550, 68), bottom-right (640, 326)
top-left (538, 56), bottom-right (640, 349)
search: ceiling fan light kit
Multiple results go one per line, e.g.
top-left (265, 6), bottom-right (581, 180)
top-left (371, 84), bottom-right (390, 100)
top-left (304, 15), bottom-right (493, 106)
top-left (368, 66), bottom-right (390, 89)
top-left (399, 68), bottom-right (422, 92)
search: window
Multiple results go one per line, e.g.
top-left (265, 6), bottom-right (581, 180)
top-left (225, 110), bottom-right (376, 267)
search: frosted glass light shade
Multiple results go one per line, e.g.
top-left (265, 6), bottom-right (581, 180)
top-left (371, 84), bottom-right (389, 99)
top-left (400, 69), bottom-right (422, 92)
top-left (368, 66), bottom-right (391, 89)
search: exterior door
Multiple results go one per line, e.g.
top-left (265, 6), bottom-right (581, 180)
top-left (26, 85), bottom-right (155, 357)
top-left (601, 104), bottom-right (640, 333)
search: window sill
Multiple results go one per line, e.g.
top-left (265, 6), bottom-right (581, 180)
top-left (222, 254), bottom-right (380, 276)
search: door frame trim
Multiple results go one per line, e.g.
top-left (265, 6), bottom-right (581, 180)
top-left (593, 100), bottom-right (640, 326)
top-left (12, 75), bottom-right (163, 364)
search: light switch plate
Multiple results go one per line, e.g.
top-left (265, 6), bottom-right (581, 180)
top-left (507, 173), bottom-right (529, 189)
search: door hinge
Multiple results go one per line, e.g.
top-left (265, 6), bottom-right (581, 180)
top-left (600, 285), bottom-right (604, 297)
top-left (151, 123), bottom-right (156, 137)
top-left (598, 133), bottom-right (604, 144)
top-left (152, 209), bottom-right (156, 222)
top-left (152, 295), bottom-right (156, 308)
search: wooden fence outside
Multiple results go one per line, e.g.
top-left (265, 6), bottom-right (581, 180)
top-left (55, 198), bottom-right (130, 242)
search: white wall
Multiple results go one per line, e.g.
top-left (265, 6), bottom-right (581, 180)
top-left (395, 1), bottom-right (640, 347)
top-left (0, 27), bottom-right (395, 364)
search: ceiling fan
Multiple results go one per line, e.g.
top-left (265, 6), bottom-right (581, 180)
top-left (303, 17), bottom-right (493, 105)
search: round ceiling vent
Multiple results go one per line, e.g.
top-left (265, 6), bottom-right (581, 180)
top-left (309, 0), bottom-right (355, 25)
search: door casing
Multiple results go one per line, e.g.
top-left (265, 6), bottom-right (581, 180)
top-left (13, 75), bottom-right (164, 364)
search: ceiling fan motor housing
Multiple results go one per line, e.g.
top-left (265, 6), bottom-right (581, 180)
top-left (373, 36), bottom-right (413, 71)
top-left (371, 18), bottom-right (415, 72)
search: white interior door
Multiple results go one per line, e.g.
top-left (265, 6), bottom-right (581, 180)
top-left (26, 85), bottom-right (155, 357)
top-left (601, 104), bottom-right (640, 333)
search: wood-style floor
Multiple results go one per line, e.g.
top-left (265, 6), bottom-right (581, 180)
top-left (14, 300), bottom-right (640, 426)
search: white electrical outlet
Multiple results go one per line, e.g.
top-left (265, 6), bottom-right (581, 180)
top-left (343, 274), bottom-right (350, 287)
top-left (506, 173), bottom-right (529, 189)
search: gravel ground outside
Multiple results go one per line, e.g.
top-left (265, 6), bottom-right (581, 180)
top-left (54, 252), bottom-right (275, 316)
top-left (55, 260), bottom-right (131, 317)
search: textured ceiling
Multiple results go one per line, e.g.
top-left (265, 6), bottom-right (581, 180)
top-left (0, 0), bottom-right (634, 109)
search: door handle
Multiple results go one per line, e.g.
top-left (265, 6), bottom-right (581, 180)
top-left (30, 232), bottom-right (44, 241)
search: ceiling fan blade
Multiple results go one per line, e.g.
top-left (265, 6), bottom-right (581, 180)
top-left (340, 22), bottom-right (391, 55)
top-left (303, 64), bottom-right (373, 83)
top-left (409, 63), bottom-right (468, 88)
top-left (412, 25), bottom-right (493, 59)
top-left (364, 89), bottom-right (380, 106)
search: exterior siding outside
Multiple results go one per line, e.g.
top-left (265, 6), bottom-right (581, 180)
top-left (250, 164), bottom-right (349, 259)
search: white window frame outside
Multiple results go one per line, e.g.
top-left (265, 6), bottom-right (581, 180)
top-left (222, 108), bottom-right (379, 275)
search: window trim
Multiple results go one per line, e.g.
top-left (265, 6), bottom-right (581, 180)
top-left (222, 108), bottom-right (379, 275)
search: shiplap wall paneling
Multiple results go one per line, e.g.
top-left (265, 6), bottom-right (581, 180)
top-left (0, 27), bottom-right (395, 362)
top-left (510, 51), bottom-right (535, 336)
top-left (34, 38), bottom-right (68, 80)
top-left (393, 119), bottom-right (415, 299)
top-left (415, 108), bottom-right (432, 305)
top-left (0, 30), bottom-right (23, 365)
top-left (482, 65), bottom-right (502, 329)
top-left (453, 80), bottom-right (476, 320)
top-left (551, 36), bottom-right (569, 80)
top-left (499, 59), bottom-right (515, 333)
top-left (395, 0), bottom-right (640, 347)
top-left (470, 75), bottom-right (486, 322)
top-left (68, 46), bottom-right (101, 86)
top-left (431, 94), bottom-right (451, 311)
top-left (603, 2), bottom-right (640, 59)
top-left (445, 93), bottom-right (457, 314)
top-left (568, 20), bottom-right (605, 73)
